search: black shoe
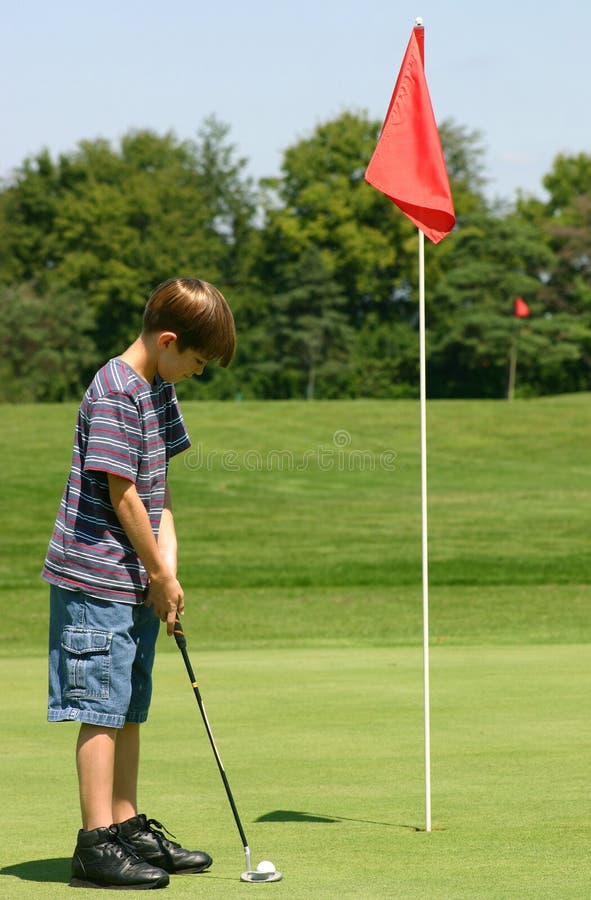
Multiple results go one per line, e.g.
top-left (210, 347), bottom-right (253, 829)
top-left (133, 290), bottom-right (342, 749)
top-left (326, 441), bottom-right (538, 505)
top-left (70, 824), bottom-right (170, 889)
top-left (117, 814), bottom-right (212, 875)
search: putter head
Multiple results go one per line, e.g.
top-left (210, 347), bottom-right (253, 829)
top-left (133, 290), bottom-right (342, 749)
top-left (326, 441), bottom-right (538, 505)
top-left (240, 869), bottom-right (283, 883)
top-left (241, 851), bottom-right (282, 882)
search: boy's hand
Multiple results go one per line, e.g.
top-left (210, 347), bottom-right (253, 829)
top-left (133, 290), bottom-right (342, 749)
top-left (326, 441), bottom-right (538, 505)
top-left (145, 571), bottom-right (185, 635)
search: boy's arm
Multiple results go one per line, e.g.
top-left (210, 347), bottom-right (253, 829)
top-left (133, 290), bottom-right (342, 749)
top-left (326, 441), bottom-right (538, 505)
top-left (158, 482), bottom-right (178, 578)
top-left (108, 473), bottom-right (184, 635)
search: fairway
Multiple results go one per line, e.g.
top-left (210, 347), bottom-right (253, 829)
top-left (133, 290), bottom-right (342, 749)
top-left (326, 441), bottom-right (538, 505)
top-left (0, 396), bottom-right (590, 897)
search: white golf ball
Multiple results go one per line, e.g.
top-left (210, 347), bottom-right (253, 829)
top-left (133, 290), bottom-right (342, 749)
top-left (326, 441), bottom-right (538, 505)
top-left (256, 860), bottom-right (276, 874)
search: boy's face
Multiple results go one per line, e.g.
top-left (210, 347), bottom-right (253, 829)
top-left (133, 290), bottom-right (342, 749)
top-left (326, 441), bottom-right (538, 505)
top-left (157, 335), bottom-right (208, 383)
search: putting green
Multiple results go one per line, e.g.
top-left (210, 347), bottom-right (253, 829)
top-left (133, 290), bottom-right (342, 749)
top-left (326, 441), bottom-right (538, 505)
top-left (1, 644), bottom-right (589, 898)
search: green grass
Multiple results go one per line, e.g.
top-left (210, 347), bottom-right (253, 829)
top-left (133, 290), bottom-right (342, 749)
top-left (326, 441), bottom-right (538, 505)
top-left (0, 396), bottom-right (590, 897)
top-left (1, 646), bottom-right (589, 898)
top-left (1, 395), bottom-right (590, 653)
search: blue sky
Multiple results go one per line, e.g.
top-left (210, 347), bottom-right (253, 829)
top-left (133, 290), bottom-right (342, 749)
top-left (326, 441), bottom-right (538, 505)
top-left (2, 0), bottom-right (588, 202)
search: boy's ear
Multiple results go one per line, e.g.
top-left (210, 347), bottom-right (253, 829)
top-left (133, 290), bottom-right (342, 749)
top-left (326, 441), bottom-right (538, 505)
top-left (156, 331), bottom-right (178, 349)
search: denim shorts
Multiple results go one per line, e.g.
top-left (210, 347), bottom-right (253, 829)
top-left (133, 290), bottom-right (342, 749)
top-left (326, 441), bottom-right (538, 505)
top-left (48, 585), bottom-right (160, 728)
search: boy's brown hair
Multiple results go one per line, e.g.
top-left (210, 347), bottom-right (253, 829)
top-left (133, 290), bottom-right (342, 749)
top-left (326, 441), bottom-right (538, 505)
top-left (143, 278), bottom-right (236, 367)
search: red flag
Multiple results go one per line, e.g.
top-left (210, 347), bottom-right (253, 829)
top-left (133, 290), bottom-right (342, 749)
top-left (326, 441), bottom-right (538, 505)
top-left (365, 26), bottom-right (455, 244)
top-left (514, 297), bottom-right (530, 318)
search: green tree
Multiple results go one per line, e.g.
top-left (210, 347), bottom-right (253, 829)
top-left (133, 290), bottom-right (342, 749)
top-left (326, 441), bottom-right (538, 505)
top-left (251, 111), bottom-right (494, 399)
top-left (257, 113), bottom-right (490, 320)
top-left (0, 121), bottom-right (257, 364)
top-left (541, 153), bottom-right (591, 213)
top-left (516, 152), bottom-right (591, 391)
top-left (257, 111), bottom-right (415, 325)
top-left (248, 248), bottom-right (354, 399)
top-left (0, 283), bottom-right (98, 401)
top-left (543, 194), bottom-right (591, 313)
top-left (511, 312), bottom-right (591, 396)
top-left (438, 119), bottom-right (488, 219)
top-left (427, 213), bottom-right (558, 397)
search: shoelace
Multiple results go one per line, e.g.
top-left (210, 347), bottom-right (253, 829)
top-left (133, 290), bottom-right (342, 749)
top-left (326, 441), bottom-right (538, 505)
top-left (145, 818), bottom-right (180, 849)
top-left (108, 825), bottom-right (146, 861)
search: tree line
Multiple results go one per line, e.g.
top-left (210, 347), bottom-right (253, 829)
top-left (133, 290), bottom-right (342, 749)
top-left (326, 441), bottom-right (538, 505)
top-left (1, 113), bottom-right (590, 402)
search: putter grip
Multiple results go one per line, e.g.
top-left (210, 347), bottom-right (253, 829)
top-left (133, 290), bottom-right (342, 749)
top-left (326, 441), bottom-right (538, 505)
top-left (173, 616), bottom-right (187, 650)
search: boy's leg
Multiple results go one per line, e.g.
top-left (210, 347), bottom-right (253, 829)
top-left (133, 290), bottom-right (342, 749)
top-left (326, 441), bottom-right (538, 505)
top-left (76, 723), bottom-right (139, 831)
top-left (76, 722), bottom-right (141, 829)
top-left (113, 722), bottom-right (140, 824)
top-left (73, 721), bottom-right (169, 888)
top-left (76, 724), bottom-right (117, 831)
top-left (50, 589), bottom-right (169, 888)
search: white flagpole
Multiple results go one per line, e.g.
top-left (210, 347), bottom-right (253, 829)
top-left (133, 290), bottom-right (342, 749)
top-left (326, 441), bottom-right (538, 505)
top-left (418, 227), bottom-right (432, 833)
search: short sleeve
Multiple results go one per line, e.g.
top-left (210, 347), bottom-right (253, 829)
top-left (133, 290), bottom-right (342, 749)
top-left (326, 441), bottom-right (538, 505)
top-left (84, 393), bottom-right (142, 482)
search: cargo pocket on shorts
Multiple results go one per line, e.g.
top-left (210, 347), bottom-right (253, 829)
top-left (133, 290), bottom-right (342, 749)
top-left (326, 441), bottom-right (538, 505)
top-left (61, 627), bottom-right (112, 700)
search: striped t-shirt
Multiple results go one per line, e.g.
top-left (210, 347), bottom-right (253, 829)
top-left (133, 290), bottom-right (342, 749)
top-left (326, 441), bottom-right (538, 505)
top-left (42, 357), bottom-right (191, 604)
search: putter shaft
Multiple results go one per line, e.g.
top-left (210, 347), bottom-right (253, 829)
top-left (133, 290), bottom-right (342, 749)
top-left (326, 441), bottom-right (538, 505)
top-left (173, 617), bottom-right (250, 853)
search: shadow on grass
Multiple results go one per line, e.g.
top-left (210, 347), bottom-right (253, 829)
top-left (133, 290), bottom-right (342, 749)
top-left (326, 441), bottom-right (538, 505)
top-left (1, 859), bottom-right (239, 887)
top-left (1, 858), bottom-right (71, 884)
top-left (257, 809), bottom-right (421, 831)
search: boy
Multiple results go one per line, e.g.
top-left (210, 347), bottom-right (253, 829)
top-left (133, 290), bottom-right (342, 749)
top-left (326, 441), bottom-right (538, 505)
top-left (43, 277), bottom-right (236, 889)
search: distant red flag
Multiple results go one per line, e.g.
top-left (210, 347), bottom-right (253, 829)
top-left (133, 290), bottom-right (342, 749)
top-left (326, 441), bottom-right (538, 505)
top-left (514, 297), bottom-right (530, 318)
top-left (365, 25), bottom-right (455, 244)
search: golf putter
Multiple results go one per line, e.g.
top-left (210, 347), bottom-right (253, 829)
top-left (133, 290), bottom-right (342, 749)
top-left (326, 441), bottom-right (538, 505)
top-left (173, 615), bottom-right (282, 883)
